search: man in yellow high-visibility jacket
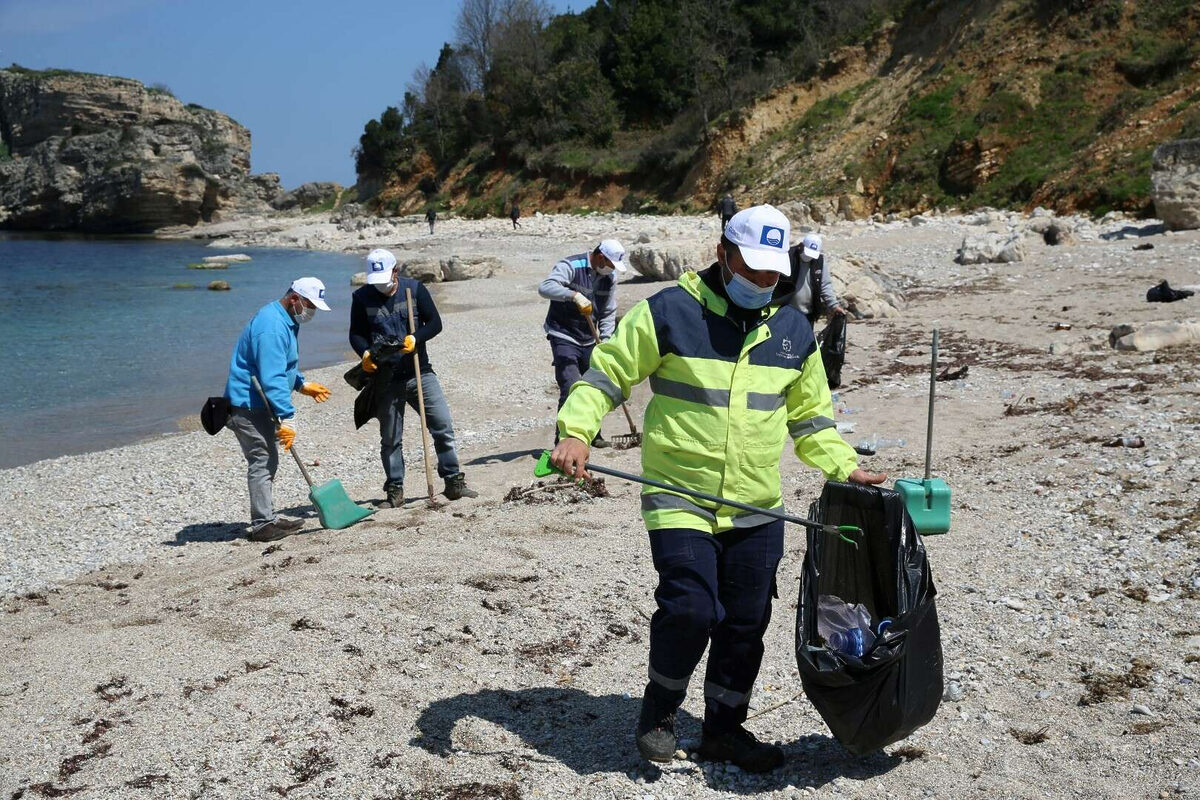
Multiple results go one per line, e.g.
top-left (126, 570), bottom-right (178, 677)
top-left (551, 205), bottom-right (886, 772)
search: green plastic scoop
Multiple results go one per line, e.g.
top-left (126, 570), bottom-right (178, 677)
top-left (893, 330), bottom-right (952, 535)
top-left (251, 377), bottom-right (374, 531)
top-left (534, 450), bottom-right (862, 546)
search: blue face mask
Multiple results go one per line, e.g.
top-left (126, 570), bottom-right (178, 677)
top-left (723, 256), bottom-right (777, 309)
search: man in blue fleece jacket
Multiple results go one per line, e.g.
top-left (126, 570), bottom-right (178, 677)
top-left (224, 278), bottom-right (332, 541)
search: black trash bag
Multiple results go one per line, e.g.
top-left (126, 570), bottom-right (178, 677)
top-left (819, 314), bottom-right (847, 389)
top-left (795, 481), bottom-right (943, 755)
top-left (1146, 280), bottom-right (1194, 303)
top-left (200, 396), bottom-right (231, 435)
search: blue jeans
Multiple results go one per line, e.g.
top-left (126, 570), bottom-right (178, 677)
top-left (376, 372), bottom-right (461, 491)
top-left (645, 521), bottom-right (785, 733)
top-left (550, 337), bottom-right (603, 442)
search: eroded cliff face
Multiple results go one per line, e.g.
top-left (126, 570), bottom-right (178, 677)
top-left (0, 69), bottom-right (282, 232)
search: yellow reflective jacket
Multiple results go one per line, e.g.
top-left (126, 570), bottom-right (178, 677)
top-left (557, 269), bottom-right (859, 534)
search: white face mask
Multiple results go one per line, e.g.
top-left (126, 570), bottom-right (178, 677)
top-left (595, 263), bottom-right (614, 277)
top-left (294, 304), bottom-right (316, 324)
top-left (374, 281), bottom-right (396, 295)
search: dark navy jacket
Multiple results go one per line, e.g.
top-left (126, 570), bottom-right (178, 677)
top-left (348, 277), bottom-right (442, 381)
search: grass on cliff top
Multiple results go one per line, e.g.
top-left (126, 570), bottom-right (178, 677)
top-left (4, 63), bottom-right (117, 81)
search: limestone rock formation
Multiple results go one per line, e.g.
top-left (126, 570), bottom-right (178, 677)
top-left (399, 255), bottom-right (502, 283)
top-left (272, 182), bottom-right (343, 211)
top-left (830, 254), bottom-right (905, 319)
top-left (627, 244), bottom-right (711, 281)
top-left (1109, 320), bottom-right (1200, 352)
top-left (1151, 139), bottom-right (1200, 231)
top-left (0, 68), bottom-right (277, 232)
top-left (956, 232), bottom-right (1025, 264)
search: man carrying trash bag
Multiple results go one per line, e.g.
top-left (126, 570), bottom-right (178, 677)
top-left (550, 205), bottom-right (886, 772)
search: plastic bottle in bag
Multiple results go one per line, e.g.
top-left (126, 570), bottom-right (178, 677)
top-left (817, 594), bottom-right (876, 657)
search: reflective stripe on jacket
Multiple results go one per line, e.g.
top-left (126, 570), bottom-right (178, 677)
top-left (557, 270), bottom-right (858, 533)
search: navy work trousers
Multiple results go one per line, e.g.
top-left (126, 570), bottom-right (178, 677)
top-left (549, 337), bottom-right (595, 410)
top-left (645, 521), bottom-right (785, 733)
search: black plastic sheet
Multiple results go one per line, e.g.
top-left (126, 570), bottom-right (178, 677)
top-left (795, 481), bottom-right (943, 754)
top-left (820, 314), bottom-right (847, 389)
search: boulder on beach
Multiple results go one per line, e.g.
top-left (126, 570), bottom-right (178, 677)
top-left (1109, 319), bottom-right (1200, 351)
top-left (956, 232), bottom-right (1025, 264)
top-left (207, 280), bottom-right (231, 291)
top-left (831, 253), bottom-right (905, 319)
top-left (397, 255), bottom-right (502, 283)
top-left (350, 271), bottom-right (367, 286)
top-left (1042, 219), bottom-right (1077, 246)
top-left (628, 244), bottom-right (710, 281)
top-left (1151, 139), bottom-right (1200, 231)
top-left (202, 253), bottom-right (252, 263)
top-left (187, 261), bottom-right (227, 269)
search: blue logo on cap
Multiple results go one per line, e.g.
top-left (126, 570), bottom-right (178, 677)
top-left (318, 288), bottom-right (325, 298)
top-left (370, 261), bottom-right (384, 272)
top-left (760, 226), bottom-right (785, 248)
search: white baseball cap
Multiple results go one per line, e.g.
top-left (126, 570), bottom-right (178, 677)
top-left (597, 239), bottom-right (627, 273)
top-left (365, 248), bottom-right (398, 285)
top-left (801, 233), bottom-right (822, 260)
top-left (290, 277), bottom-right (331, 311)
top-left (723, 204), bottom-right (791, 275)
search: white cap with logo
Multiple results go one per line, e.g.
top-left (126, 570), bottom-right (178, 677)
top-left (290, 277), bottom-right (331, 311)
top-left (800, 233), bottom-right (822, 261)
top-left (723, 204), bottom-right (791, 275)
top-left (365, 248), bottom-right (398, 285)
top-left (597, 239), bottom-right (627, 273)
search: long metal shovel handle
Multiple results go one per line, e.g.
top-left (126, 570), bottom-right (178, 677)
top-left (534, 450), bottom-right (861, 547)
top-left (925, 329), bottom-right (938, 481)
top-left (250, 376), bottom-right (315, 488)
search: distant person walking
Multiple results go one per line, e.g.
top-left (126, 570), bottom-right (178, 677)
top-left (510, 202), bottom-right (521, 229)
top-left (223, 278), bottom-right (332, 541)
top-left (717, 193), bottom-right (737, 228)
top-left (426, 207), bottom-right (437, 235)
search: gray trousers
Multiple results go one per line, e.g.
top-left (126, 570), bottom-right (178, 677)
top-left (377, 372), bottom-right (461, 491)
top-left (227, 407), bottom-right (279, 530)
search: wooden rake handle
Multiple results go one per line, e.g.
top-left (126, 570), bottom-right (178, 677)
top-left (406, 288), bottom-right (437, 502)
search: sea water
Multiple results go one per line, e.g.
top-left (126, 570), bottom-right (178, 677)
top-left (0, 234), bottom-right (364, 468)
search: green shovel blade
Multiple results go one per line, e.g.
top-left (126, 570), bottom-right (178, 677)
top-left (309, 479), bottom-right (374, 530)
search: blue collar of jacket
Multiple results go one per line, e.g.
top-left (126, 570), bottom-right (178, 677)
top-left (272, 300), bottom-right (299, 333)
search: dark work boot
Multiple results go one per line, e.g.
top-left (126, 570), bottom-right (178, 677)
top-left (248, 523), bottom-right (296, 543)
top-left (381, 485), bottom-right (404, 509)
top-left (274, 517), bottom-right (304, 532)
top-left (635, 685), bottom-right (678, 763)
top-left (697, 726), bottom-right (784, 773)
top-left (444, 473), bottom-right (478, 500)
top-left (591, 433), bottom-right (611, 449)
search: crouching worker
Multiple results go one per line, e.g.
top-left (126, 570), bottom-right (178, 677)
top-left (550, 206), bottom-right (885, 772)
top-left (224, 278), bottom-right (332, 541)
top-left (350, 248), bottom-right (477, 508)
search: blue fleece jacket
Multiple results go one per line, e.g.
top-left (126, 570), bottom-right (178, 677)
top-left (224, 301), bottom-right (306, 420)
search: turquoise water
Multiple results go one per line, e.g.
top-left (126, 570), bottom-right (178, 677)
top-left (0, 234), bottom-right (364, 468)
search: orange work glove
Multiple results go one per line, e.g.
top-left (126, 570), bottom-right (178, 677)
top-left (300, 382), bottom-right (331, 403)
top-left (400, 335), bottom-right (416, 355)
top-left (276, 423), bottom-right (296, 451)
top-left (361, 351), bottom-right (378, 374)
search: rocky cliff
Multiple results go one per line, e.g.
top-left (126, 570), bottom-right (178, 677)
top-left (0, 68), bottom-right (282, 232)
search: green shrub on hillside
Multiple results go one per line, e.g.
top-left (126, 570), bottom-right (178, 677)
top-left (1116, 34), bottom-right (1196, 87)
top-left (0, 140), bottom-right (10, 162)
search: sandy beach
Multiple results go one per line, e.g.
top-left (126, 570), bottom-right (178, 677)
top-left (2, 210), bottom-right (1198, 799)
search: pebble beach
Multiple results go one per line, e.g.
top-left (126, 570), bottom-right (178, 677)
top-left (2, 209), bottom-right (1198, 799)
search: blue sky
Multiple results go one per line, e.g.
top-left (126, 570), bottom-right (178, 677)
top-left (0, 0), bottom-right (579, 188)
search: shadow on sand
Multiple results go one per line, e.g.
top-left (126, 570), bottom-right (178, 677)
top-left (412, 687), bottom-right (901, 792)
